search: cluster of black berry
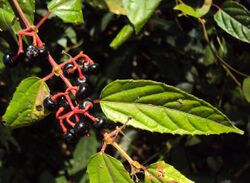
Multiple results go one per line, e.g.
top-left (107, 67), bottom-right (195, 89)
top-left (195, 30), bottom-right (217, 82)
top-left (43, 54), bottom-right (107, 141)
top-left (3, 44), bottom-right (48, 67)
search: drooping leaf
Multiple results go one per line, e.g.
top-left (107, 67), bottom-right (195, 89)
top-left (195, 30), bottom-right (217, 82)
top-left (100, 80), bottom-right (244, 135)
top-left (87, 153), bottom-right (134, 183)
top-left (214, 1), bottom-right (250, 44)
top-left (122, 0), bottom-right (161, 33)
top-left (68, 133), bottom-right (98, 175)
top-left (110, 24), bottom-right (134, 49)
top-left (174, 0), bottom-right (212, 18)
top-left (48, 0), bottom-right (84, 24)
top-left (145, 161), bottom-right (194, 183)
top-left (2, 77), bottom-right (50, 128)
top-left (243, 77), bottom-right (250, 102)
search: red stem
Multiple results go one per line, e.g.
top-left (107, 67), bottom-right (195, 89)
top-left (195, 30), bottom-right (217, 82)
top-left (13, 0), bottom-right (73, 88)
top-left (36, 11), bottom-right (51, 29)
top-left (12, 0), bottom-right (31, 28)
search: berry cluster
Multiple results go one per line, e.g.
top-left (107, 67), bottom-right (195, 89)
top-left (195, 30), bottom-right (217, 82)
top-left (2, 14), bottom-right (107, 141)
top-left (3, 44), bottom-right (48, 67)
top-left (43, 52), bottom-right (106, 141)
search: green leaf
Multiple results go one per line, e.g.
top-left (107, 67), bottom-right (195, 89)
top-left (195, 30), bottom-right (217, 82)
top-left (2, 77), bottom-right (50, 128)
top-left (174, 0), bottom-right (212, 18)
top-left (100, 80), bottom-right (244, 135)
top-left (110, 24), bottom-right (134, 49)
top-left (18, 0), bottom-right (35, 24)
top-left (145, 161), bottom-right (194, 183)
top-left (214, 1), bottom-right (250, 44)
top-left (87, 153), bottom-right (134, 183)
top-left (48, 0), bottom-right (84, 24)
top-left (243, 77), bottom-right (250, 102)
top-left (0, 8), bottom-right (15, 31)
top-left (105, 0), bottom-right (126, 15)
top-left (122, 0), bottom-right (161, 33)
top-left (69, 133), bottom-right (98, 175)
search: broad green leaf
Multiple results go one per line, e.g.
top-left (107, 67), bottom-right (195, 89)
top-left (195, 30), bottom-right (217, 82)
top-left (87, 153), bottom-right (133, 183)
top-left (110, 24), bottom-right (134, 49)
top-left (174, 0), bottom-right (212, 18)
top-left (243, 77), bottom-right (250, 102)
top-left (100, 80), bottom-right (243, 135)
top-left (122, 0), bottom-right (161, 33)
top-left (68, 133), bottom-right (98, 175)
top-left (48, 0), bottom-right (84, 24)
top-left (214, 1), bottom-right (250, 44)
top-left (145, 161), bottom-right (193, 183)
top-left (2, 77), bottom-right (50, 128)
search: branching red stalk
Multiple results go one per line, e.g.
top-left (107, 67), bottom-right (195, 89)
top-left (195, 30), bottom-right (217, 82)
top-left (12, 0), bottom-right (73, 88)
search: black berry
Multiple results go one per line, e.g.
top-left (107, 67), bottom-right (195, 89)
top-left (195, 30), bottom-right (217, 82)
top-left (79, 98), bottom-right (93, 111)
top-left (63, 131), bottom-right (75, 141)
top-left (81, 61), bottom-right (90, 74)
top-left (74, 121), bottom-right (89, 136)
top-left (59, 98), bottom-right (71, 111)
top-left (76, 76), bottom-right (88, 86)
top-left (26, 45), bottom-right (39, 59)
top-left (76, 83), bottom-right (91, 100)
top-left (93, 115), bottom-right (107, 129)
top-left (3, 52), bottom-right (17, 67)
top-left (63, 63), bottom-right (77, 78)
top-left (88, 63), bottom-right (99, 74)
top-left (43, 97), bottom-right (58, 111)
top-left (38, 46), bottom-right (49, 58)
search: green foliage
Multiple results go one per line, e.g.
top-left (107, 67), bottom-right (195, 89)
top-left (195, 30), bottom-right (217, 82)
top-left (87, 153), bottom-right (134, 183)
top-left (110, 24), bottom-right (134, 49)
top-left (2, 77), bottom-right (50, 128)
top-left (174, 0), bottom-right (212, 18)
top-left (0, 0), bottom-right (34, 31)
top-left (68, 133), bottom-right (98, 175)
top-left (100, 80), bottom-right (243, 135)
top-left (122, 0), bottom-right (161, 33)
top-left (0, 0), bottom-right (249, 182)
top-left (243, 77), bottom-right (250, 102)
top-left (214, 1), bottom-right (250, 44)
top-left (48, 0), bottom-right (84, 24)
top-left (145, 161), bottom-right (194, 183)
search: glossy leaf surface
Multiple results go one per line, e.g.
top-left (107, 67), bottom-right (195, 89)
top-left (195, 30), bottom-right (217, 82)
top-left (122, 0), bottom-right (161, 33)
top-left (2, 77), bottom-right (50, 128)
top-left (48, 0), bottom-right (84, 24)
top-left (145, 161), bottom-right (194, 183)
top-left (87, 153), bottom-right (133, 183)
top-left (214, 1), bottom-right (250, 44)
top-left (100, 80), bottom-right (243, 135)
